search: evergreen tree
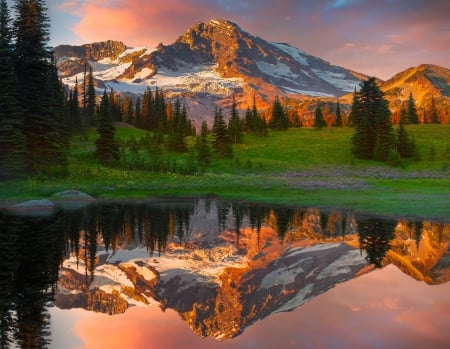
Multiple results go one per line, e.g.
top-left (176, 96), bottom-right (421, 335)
top-left (399, 105), bottom-right (408, 124)
top-left (212, 106), bottom-right (232, 157)
top-left (335, 100), bottom-right (342, 127)
top-left (168, 97), bottom-right (187, 152)
top-left (0, 0), bottom-right (25, 179)
top-left (397, 118), bottom-right (417, 158)
top-left (430, 95), bottom-right (439, 124)
top-left (269, 96), bottom-right (289, 130)
top-left (314, 103), bottom-right (325, 129)
top-left (95, 91), bottom-right (119, 163)
top-left (407, 92), bottom-right (419, 124)
top-left (197, 120), bottom-right (210, 169)
top-left (14, 0), bottom-right (68, 174)
top-left (69, 77), bottom-right (82, 134)
top-left (134, 96), bottom-right (141, 128)
top-left (124, 96), bottom-right (134, 125)
top-left (85, 65), bottom-right (96, 126)
top-left (228, 95), bottom-right (242, 144)
top-left (351, 77), bottom-right (395, 161)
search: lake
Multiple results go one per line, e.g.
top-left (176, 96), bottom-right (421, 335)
top-left (1, 198), bottom-right (449, 348)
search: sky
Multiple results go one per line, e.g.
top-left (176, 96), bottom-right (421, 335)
top-left (11, 0), bottom-right (450, 80)
top-left (50, 265), bottom-right (450, 349)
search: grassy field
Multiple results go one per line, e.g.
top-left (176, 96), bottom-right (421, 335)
top-left (1, 124), bottom-right (449, 220)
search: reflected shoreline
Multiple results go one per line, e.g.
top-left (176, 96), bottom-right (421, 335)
top-left (0, 198), bottom-right (449, 347)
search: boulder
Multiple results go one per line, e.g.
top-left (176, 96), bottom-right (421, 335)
top-left (11, 199), bottom-right (55, 216)
top-left (52, 190), bottom-right (95, 210)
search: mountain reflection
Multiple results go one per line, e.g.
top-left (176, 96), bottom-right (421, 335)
top-left (0, 199), bottom-right (449, 347)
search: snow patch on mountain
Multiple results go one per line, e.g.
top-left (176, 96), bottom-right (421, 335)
top-left (312, 68), bottom-right (360, 92)
top-left (256, 60), bottom-right (298, 79)
top-left (271, 42), bottom-right (309, 66)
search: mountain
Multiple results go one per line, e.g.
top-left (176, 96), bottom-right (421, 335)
top-left (54, 19), bottom-right (449, 122)
top-left (57, 225), bottom-right (370, 340)
top-left (381, 64), bottom-right (450, 122)
top-left (54, 19), bottom-right (365, 114)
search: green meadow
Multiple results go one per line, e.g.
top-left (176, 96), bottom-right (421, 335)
top-left (1, 124), bottom-right (449, 220)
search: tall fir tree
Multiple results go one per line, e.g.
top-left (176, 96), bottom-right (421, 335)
top-left (397, 117), bottom-right (417, 158)
top-left (335, 100), bottom-right (342, 127)
top-left (95, 90), bottom-right (119, 163)
top-left (85, 65), bottom-right (96, 126)
top-left (228, 95), bottom-right (242, 144)
top-left (212, 106), bottom-right (232, 158)
top-left (351, 77), bottom-right (395, 161)
top-left (0, 0), bottom-right (25, 179)
top-left (197, 120), bottom-right (210, 169)
top-left (314, 103), bottom-right (325, 129)
top-left (407, 92), bottom-right (419, 124)
top-left (430, 95), bottom-right (439, 124)
top-left (269, 96), bottom-right (289, 130)
top-left (14, 0), bottom-right (67, 174)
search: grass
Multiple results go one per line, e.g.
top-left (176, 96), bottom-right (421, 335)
top-left (0, 124), bottom-right (449, 221)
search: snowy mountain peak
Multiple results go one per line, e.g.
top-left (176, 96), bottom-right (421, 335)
top-left (54, 18), bottom-right (369, 117)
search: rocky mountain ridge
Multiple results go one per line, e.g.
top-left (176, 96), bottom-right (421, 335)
top-left (53, 19), bottom-right (450, 121)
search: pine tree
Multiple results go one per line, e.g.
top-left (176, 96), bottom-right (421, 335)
top-left (168, 97), bottom-right (187, 152)
top-left (14, 0), bottom-right (67, 174)
top-left (397, 118), bottom-right (417, 158)
top-left (351, 77), bottom-right (395, 161)
top-left (430, 95), bottom-right (439, 124)
top-left (86, 65), bottom-right (96, 126)
top-left (314, 103), bottom-right (325, 129)
top-left (69, 77), bottom-right (82, 134)
top-left (0, 0), bottom-right (25, 179)
top-left (212, 106), bottom-right (232, 157)
top-left (197, 120), bottom-right (210, 169)
top-left (407, 92), bottom-right (419, 124)
top-left (269, 97), bottom-right (288, 130)
top-left (95, 91), bottom-right (119, 163)
top-left (335, 100), bottom-right (342, 127)
top-left (228, 95), bottom-right (242, 144)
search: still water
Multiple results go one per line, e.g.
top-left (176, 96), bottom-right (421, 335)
top-left (1, 198), bottom-right (449, 349)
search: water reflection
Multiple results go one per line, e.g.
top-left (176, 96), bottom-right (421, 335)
top-left (0, 199), bottom-right (449, 348)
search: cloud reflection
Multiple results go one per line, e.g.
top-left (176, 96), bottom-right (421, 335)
top-left (50, 265), bottom-right (450, 349)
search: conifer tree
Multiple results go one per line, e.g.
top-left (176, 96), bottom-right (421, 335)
top-left (212, 106), bottom-right (232, 157)
top-left (335, 101), bottom-right (342, 127)
top-left (430, 95), bottom-right (439, 124)
top-left (14, 0), bottom-right (68, 174)
top-left (314, 103), bottom-right (325, 129)
top-left (228, 95), bottom-right (242, 144)
top-left (269, 97), bottom-right (289, 130)
top-left (407, 92), bottom-right (419, 124)
top-left (397, 118), bottom-right (417, 158)
top-left (0, 0), bottom-right (25, 179)
top-left (197, 120), bottom-right (210, 169)
top-left (351, 77), bottom-right (395, 161)
top-left (168, 97), bottom-right (187, 152)
top-left (95, 91), bottom-right (119, 163)
top-left (69, 77), bottom-right (82, 134)
top-left (85, 65), bottom-right (96, 126)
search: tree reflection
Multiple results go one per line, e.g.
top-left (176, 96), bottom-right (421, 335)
top-left (358, 217), bottom-right (396, 267)
top-left (0, 210), bottom-right (66, 349)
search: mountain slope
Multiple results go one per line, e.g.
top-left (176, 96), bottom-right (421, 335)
top-left (54, 19), bottom-right (365, 111)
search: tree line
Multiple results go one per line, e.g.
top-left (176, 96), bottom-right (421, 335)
top-left (0, 0), bottom-right (68, 179)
